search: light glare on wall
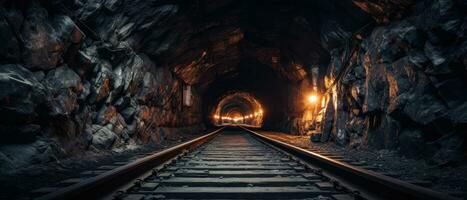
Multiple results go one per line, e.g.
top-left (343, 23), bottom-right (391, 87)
top-left (307, 94), bottom-right (318, 104)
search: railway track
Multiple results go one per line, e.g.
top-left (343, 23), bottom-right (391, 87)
top-left (36, 127), bottom-right (458, 200)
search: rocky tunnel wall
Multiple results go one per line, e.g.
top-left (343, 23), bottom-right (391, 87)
top-left (0, 1), bottom-right (206, 171)
top-left (1, 0), bottom-right (466, 171)
top-left (314, 0), bottom-right (467, 162)
top-left (262, 0), bottom-right (467, 162)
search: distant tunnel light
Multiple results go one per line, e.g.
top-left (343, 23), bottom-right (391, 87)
top-left (308, 94), bottom-right (318, 104)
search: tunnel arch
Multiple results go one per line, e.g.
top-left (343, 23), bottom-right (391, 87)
top-left (211, 91), bottom-right (264, 127)
top-left (200, 60), bottom-right (291, 129)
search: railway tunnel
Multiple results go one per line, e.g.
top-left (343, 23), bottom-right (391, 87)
top-left (0, 0), bottom-right (467, 199)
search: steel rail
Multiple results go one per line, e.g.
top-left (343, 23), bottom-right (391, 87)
top-left (241, 126), bottom-right (459, 200)
top-left (38, 127), bottom-right (224, 200)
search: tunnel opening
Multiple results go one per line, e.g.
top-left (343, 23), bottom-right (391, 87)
top-left (211, 91), bottom-right (264, 127)
top-left (200, 60), bottom-right (291, 129)
top-left (1, 1), bottom-right (467, 197)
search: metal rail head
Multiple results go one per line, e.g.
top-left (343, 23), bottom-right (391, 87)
top-left (240, 126), bottom-right (459, 200)
top-left (37, 127), bottom-right (224, 200)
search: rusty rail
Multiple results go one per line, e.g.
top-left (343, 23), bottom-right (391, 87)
top-left (241, 126), bottom-right (458, 200)
top-left (38, 127), bottom-right (224, 200)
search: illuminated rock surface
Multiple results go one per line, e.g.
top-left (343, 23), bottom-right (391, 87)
top-left (0, 1), bottom-right (466, 197)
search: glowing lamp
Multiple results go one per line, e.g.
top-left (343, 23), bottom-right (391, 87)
top-left (308, 94), bottom-right (318, 104)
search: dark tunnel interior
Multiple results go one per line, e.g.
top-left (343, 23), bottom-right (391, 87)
top-left (0, 0), bottom-right (467, 198)
top-left (201, 60), bottom-right (289, 129)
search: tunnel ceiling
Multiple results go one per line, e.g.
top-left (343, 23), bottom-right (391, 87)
top-left (215, 91), bottom-right (262, 116)
top-left (58, 0), bottom-right (415, 128)
top-left (61, 0), bottom-right (401, 87)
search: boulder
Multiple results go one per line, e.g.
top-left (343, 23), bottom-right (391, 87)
top-left (45, 65), bottom-right (82, 117)
top-left (122, 54), bottom-right (155, 95)
top-left (362, 62), bottom-right (389, 114)
top-left (89, 61), bottom-right (113, 103)
top-left (90, 124), bottom-right (117, 149)
top-left (0, 64), bottom-right (46, 123)
top-left (387, 57), bottom-right (448, 126)
top-left (364, 27), bottom-right (399, 64)
top-left (96, 105), bottom-right (117, 125)
top-left (392, 21), bottom-right (423, 48)
top-left (47, 89), bottom-right (79, 117)
top-left (21, 2), bottom-right (76, 69)
top-left (110, 65), bottom-right (124, 100)
top-left (76, 45), bottom-right (99, 76)
top-left (45, 65), bottom-right (82, 91)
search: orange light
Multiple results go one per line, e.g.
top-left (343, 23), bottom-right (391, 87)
top-left (308, 94), bottom-right (318, 104)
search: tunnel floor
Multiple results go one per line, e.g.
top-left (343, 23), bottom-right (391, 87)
top-left (0, 129), bottom-right (465, 199)
top-left (127, 130), bottom-right (332, 199)
top-left (0, 130), bottom-right (210, 200)
top-left (257, 131), bottom-right (467, 196)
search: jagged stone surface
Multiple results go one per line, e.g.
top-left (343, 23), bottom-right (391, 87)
top-left (0, 0), bottom-right (465, 171)
top-left (0, 1), bottom-right (204, 171)
top-left (320, 0), bottom-right (467, 160)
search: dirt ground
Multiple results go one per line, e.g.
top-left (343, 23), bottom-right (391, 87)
top-left (258, 131), bottom-right (467, 199)
top-left (0, 129), bottom-right (211, 200)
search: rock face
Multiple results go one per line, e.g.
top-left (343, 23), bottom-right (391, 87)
top-left (0, 64), bottom-right (47, 122)
top-left (0, 1), bottom-right (204, 172)
top-left (318, 0), bottom-right (467, 161)
top-left (0, 0), bottom-right (465, 171)
top-left (21, 1), bottom-right (77, 69)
